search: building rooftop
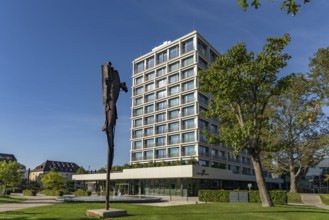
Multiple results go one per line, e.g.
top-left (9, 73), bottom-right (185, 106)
top-left (31, 160), bottom-right (80, 173)
top-left (0, 153), bottom-right (17, 162)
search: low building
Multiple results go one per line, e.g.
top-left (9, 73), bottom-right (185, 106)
top-left (0, 153), bottom-right (17, 162)
top-left (29, 160), bottom-right (80, 182)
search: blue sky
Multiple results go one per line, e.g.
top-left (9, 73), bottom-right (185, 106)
top-left (0, 0), bottom-right (328, 170)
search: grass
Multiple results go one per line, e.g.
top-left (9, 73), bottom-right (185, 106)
top-left (287, 193), bottom-right (302, 203)
top-left (320, 194), bottom-right (329, 205)
top-left (0, 196), bottom-right (26, 204)
top-left (0, 202), bottom-right (329, 220)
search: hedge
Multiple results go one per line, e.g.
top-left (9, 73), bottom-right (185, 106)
top-left (41, 190), bottom-right (63, 196)
top-left (74, 189), bottom-right (91, 197)
top-left (198, 190), bottom-right (287, 205)
top-left (23, 189), bottom-right (37, 196)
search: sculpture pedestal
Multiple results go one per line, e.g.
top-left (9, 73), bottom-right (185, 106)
top-left (86, 208), bottom-right (127, 218)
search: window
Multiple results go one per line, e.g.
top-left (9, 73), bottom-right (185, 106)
top-left (168, 109), bottom-right (179, 119)
top-left (198, 93), bottom-right (208, 105)
top-left (145, 83), bottom-right (154, 92)
top-left (156, 101), bottom-right (166, 110)
top-left (135, 97), bottom-right (143, 106)
top-left (169, 62), bottom-right (179, 72)
top-left (169, 45), bottom-right (179, 59)
top-left (181, 68), bottom-right (194, 79)
top-left (199, 160), bottom-right (209, 167)
top-left (146, 56), bottom-right (154, 69)
top-left (211, 124), bottom-right (218, 134)
top-left (145, 72), bottom-right (154, 81)
top-left (182, 106), bottom-right (194, 116)
top-left (198, 119), bottom-right (208, 129)
top-left (134, 108), bottom-right (143, 116)
top-left (182, 93), bottom-right (194, 104)
top-left (134, 118), bottom-right (142, 127)
top-left (157, 78), bottom-right (167, 88)
top-left (200, 106), bottom-right (208, 114)
top-left (182, 38), bottom-right (194, 54)
top-left (182, 132), bottom-right (195, 143)
top-left (199, 146), bottom-right (209, 157)
top-left (168, 134), bottom-right (180, 145)
top-left (156, 125), bottom-right (166, 134)
top-left (168, 122), bottom-right (179, 132)
top-left (157, 67), bottom-right (166, 77)
top-left (135, 61), bottom-right (144, 73)
top-left (157, 90), bottom-right (166, 99)
top-left (198, 56), bottom-right (208, 69)
top-left (133, 141), bottom-right (142, 150)
top-left (134, 86), bottom-right (144, 95)
top-left (135, 76), bottom-right (143, 85)
top-left (168, 97), bottom-right (179, 107)
top-left (156, 149), bottom-right (166, 158)
top-left (169, 85), bottom-right (179, 95)
top-left (200, 133), bottom-right (208, 143)
top-left (156, 137), bottom-right (166, 146)
top-left (134, 129), bottom-right (143, 138)
top-left (168, 73), bottom-right (179, 84)
top-left (212, 149), bottom-right (218, 157)
top-left (144, 116), bottom-right (154, 125)
top-left (145, 127), bottom-right (153, 136)
top-left (145, 93), bottom-right (154, 103)
top-left (182, 119), bottom-right (195, 129)
top-left (198, 40), bottom-right (208, 57)
top-left (182, 56), bottom-right (194, 67)
top-left (156, 113), bottom-right (166, 122)
top-left (182, 145), bottom-right (195, 156)
top-left (144, 151), bottom-right (153, 160)
top-left (144, 105), bottom-right (154, 114)
top-left (132, 152), bottom-right (142, 161)
top-left (182, 80), bottom-right (194, 91)
top-left (210, 50), bottom-right (218, 62)
top-left (157, 51), bottom-right (167, 64)
top-left (168, 147), bottom-right (179, 157)
top-left (144, 138), bottom-right (154, 148)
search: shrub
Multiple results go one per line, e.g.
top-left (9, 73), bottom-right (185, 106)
top-left (320, 194), bottom-right (329, 205)
top-left (199, 190), bottom-right (229, 202)
top-left (270, 190), bottom-right (287, 205)
top-left (248, 190), bottom-right (261, 203)
top-left (23, 189), bottom-right (37, 196)
top-left (74, 189), bottom-right (91, 197)
top-left (287, 193), bottom-right (302, 203)
top-left (41, 189), bottom-right (63, 196)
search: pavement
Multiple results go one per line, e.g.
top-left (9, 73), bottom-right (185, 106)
top-left (0, 194), bottom-right (61, 213)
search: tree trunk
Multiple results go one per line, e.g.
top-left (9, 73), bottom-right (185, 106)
top-left (289, 165), bottom-right (297, 193)
top-left (251, 154), bottom-right (273, 207)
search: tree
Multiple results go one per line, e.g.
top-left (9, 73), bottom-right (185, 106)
top-left (198, 34), bottom-right (291, 207)
top-left (0, 161), bottom-right (22, 196)
top-left (76, 166), bottom-right (87, 174)
top-left (262, 74), bottom-right (329, 193)
top-left (41, 170), bottom-right (65, 190)
top-left (238, 0), bottom-right (311, 16)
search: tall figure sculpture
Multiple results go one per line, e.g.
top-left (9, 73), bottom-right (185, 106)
top-left (102, 62), bottom-right (128, 210)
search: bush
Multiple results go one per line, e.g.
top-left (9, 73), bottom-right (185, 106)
top-left (23, 189), bottom-right (37, 196)
top-left (198, 190), bottom-right (287, 205)
top-left (320, 194), bottom-right (329, 205)
top-left (199, 190), bottom-right (229, 202)
top-left (287, 193), bottom-right (302, 203)
top-left (74, 189), bottom-right (91, 197)
top-left (41, 190), bottom-right (63, 196)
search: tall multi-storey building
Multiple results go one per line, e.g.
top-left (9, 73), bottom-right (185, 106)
top-left (130, 31), bottom-right (253, 175)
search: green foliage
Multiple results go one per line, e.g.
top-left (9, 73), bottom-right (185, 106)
top-left (320, 194), bottom-right (329, 205)
top-left (41, 189), bottom-right (63, 196)
top-left (23, 189), bottom-right (37, 196)
top-left (98, 167), bottom-right (107, 173)
top-left (198, 190), bottom-right (287, 205)
top-left (41, 170), bottom-right (65, 190)
top-left (74, 189), bottom-right (91, 197)
top-left (287, 193), bottom-right (302, 203)
top-left (238, 0), bottom-right (310, 16)
top-left (0, 161), bottom-right (22, 196)
top-left (198, 190), bottom-right (229, 202)
top-left (76, 166), bottom-right (87, 174)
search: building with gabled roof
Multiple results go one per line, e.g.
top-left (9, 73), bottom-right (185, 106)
top-left (0, 153), bottom-right (17, 162)
top-left (29, 160), bottom-right (80, 182)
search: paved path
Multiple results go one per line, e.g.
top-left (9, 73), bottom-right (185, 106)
top-left (0, 195), bottom-right (61, 212)
top-left (288, 194), bottom-right (329, 210)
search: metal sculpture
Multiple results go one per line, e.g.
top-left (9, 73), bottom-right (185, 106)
top-left (102, 62), bottom-right (128, 210)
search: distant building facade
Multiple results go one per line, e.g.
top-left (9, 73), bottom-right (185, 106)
top-left (0, 153), bottom-right (17, 162)
top-left (29, 160), bottom-right (80, 182)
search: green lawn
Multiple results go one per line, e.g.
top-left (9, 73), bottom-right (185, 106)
top-left (0, 196), bottom-right (26, 204)
top-left (0, 202), bottom-right (329, 220)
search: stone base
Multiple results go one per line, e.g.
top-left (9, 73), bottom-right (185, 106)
top-left (86, 208), bottom-right (128, 218)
